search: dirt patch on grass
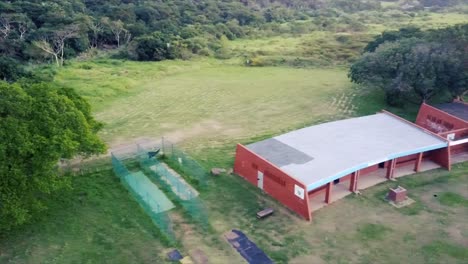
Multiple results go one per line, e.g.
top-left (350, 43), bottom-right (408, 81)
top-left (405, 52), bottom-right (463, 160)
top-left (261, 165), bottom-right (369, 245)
top-left (110, 137), bottom-right (161, 155)
top-left (169, 212), bottom-right (243, 264)
top-left (289, 255), bottom-right (326, 264)
top-left (165, 120), bottom-right (244, 144)
top-left (446, 224), bottom-right (468, 247)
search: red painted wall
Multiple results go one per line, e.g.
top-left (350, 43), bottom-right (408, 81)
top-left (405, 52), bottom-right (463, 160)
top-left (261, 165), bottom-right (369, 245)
top-left (429, 147), bottom-right (451, 170)
top-left (233, 144), bottom-right (311, 221)
top-left (308, 185), bottom-right (327, 199)
top-left (360, 164), bottom-right (379, 175)
top-left (416, 103), bottom-right (467, 133)
top-left (395, 154), bottom-right (419, 168)
top-left (340, 174), bottom-right (352, 182)
top-left (416, 103), bottom-right (468, 159)
top-left (452, 144), bottom-right (468, 155)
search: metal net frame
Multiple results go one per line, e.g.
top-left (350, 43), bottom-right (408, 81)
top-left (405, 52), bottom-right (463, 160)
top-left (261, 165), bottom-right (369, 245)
top-left (137, 143), bottom-right (210, 230)
top-left (111, 153), bottom-right (176, 243)
top-left (161, 139), bottom-right (208, 188)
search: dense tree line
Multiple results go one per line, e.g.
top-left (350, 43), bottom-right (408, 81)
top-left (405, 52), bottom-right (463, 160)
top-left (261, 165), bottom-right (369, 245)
top-left (1, 0), bottom-right (464, 80)
top-left (349, 24), bottom-right (468, 105)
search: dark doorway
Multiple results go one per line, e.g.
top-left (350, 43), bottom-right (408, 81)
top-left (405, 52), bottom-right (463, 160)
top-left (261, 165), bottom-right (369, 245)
top-left (378, 162), bottom-right (385, 168)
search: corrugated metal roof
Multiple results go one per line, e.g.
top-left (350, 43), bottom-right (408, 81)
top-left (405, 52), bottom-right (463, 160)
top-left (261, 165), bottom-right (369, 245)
top-left (435, 102), bottom-right (468, 122)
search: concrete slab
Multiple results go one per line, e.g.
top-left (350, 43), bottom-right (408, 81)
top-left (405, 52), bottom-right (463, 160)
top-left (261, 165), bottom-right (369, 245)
top-left (358, 169), bottom-right (387, 190)
top-left (309, 193), bottom-right (326, 212)
top-left (309, 182), bottom-right (352, 212)
top-left (308, 160), bottom-right (444, 214)
top-left (451, 152), bottom-right (468, 164)
top-left (388, 197), bottom-right (415, 208)
top-left (394, 160), bottom-right (440, 178)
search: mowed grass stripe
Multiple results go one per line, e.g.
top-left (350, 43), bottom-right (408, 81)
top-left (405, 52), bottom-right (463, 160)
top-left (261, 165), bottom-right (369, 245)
top-left (56, 60), bottom-right (352, 150)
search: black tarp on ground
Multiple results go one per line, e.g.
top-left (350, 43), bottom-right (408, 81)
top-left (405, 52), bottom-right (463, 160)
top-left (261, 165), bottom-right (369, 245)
top-left (167, 249), bottom-right (183, 261)
top-left (226, 229), bottom-right (273, 264)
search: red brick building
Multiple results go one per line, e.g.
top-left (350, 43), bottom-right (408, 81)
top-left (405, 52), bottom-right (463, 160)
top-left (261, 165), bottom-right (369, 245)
top-left (416, 101), bottom-right (468, 158)
top-left (234, 103), bottom-right (468, 221)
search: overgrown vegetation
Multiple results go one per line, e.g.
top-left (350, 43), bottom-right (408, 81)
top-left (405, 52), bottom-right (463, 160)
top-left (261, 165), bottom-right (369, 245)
top-left (1, 0), bottom-right (467, 81)
top-left (349, 24), bottom-right (468, 105)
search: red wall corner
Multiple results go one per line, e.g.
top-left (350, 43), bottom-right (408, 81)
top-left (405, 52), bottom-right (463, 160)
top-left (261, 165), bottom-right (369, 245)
top-left (430, 146), bottom-right (451, 171)
top-left (234, 144), bottom-right (311, 221)
top-left (416, 103), bottom-right (467, 134)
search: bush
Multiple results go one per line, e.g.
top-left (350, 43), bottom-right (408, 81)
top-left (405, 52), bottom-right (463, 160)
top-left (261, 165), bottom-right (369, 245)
top-left (79, 64), bottom-right (93, 70)
top-left (0, 56), bottom-right (28, 82)
top-left (183, 37), bottom-right (209, 55)
top-left (245, 57), bottom-right (266, 67)
top-left (214, 48), bottom-right (232, 59)
top-left (128, 32), bottom-right (179, 61)
top-left (28, 65), bottom-right (57, 83)
top-left (335, 34), bottom-right (351, 43)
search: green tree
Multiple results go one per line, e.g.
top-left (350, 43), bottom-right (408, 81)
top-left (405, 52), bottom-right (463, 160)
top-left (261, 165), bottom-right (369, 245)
top-left (349, 38), bottom-right (467, 105)
top-left (0, 82), bottom-right (106, 231)
top-left (129, 32), bottom-right (177, 61)
top-left (363, 27), bottom-right (423, 53)
top-left (0, 56), bottom-right (28, 82)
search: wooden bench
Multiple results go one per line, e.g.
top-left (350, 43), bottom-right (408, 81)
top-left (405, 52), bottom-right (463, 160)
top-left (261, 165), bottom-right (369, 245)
top-left (256, 208), bottom-right (274, 219)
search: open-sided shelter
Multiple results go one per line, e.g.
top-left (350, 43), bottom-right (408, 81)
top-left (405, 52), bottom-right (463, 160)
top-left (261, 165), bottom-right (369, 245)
top-left (234, 105), bottom-right (467, 221)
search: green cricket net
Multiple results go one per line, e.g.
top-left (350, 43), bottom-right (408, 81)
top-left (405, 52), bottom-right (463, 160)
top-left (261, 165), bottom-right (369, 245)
top-left (111, 153), bottom-right (176, 243)
top-left (158, 139), bottom-right (208, 188)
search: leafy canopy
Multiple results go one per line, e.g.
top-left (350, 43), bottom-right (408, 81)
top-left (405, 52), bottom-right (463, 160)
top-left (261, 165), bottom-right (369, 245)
top-left (349, 24), bottom-right (468, 105)
top-left (0, 82), bottom-right (106, 231)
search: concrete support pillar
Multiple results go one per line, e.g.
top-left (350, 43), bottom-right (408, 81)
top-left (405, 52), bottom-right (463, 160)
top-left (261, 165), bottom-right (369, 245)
top-left (447, 146), bottom-right (452, 171)
top-left (414, 152), bottom-right (423, 172)
top-left (349, 170), bottom-right (360, 192)
top-left (431, 146), bottom-right (452, 171)
top-left (386, 159), bottom-right (396, 179)
top-left (325, 182), bottom-right (332, 204)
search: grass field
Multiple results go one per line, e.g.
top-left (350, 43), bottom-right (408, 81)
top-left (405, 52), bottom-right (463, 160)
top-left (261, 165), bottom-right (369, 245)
top-left (0, 169), bottom-right (169, 263)
top-left (12, 56), bottom-right (467, 263)
top-left (2, 155), bottom-right (466, 263)
top-left (2, 9), bottom-right (468, 264)
top-left (55, 59), bottom-right (354, 160)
